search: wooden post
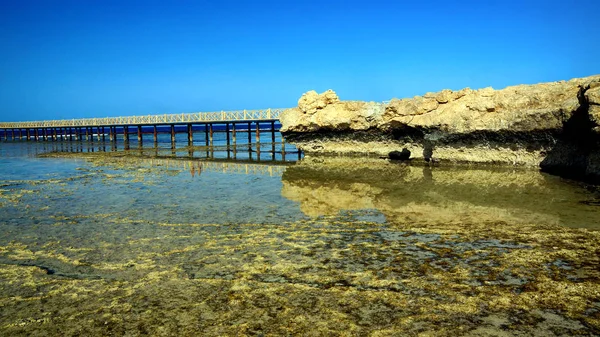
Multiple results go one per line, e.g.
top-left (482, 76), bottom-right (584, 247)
top-left (226, 123), bottom-right (230, 147)
top-left (247, 122), bottom-right (252, 144)
top-left (255, 122), bottom-right (260, 143)
top-left (124, 126), bottom-right (130, 144)
top-left (34, 129), bottom-right (39, 141)
top-left (11, 129), bottom-right (15, 141)
top-left (204, 124), bottom-right (209, 146)
top-left (187, 123), bottom-right (193, 146)
top-left (153, 125), bottom-right (158, 144)
top-left (97, 127), bottom-right (101, 141)
top-left (19, 129), bottom-right (22, 140)
top-left (53, 128), bottom-right (57, 141)
top-left (26, 129), bottom-right (30, 141)
top-left (109, 127), bottom-right (114, 142)
top-left (62, 128), bottom-right (67, 141)
top-left (85, 127), bottom-right (89, 141)
top-left (271, 121), bottom-right (276, 143)
top-left (209, 124), bottom-right (213, 146)
top-left (232, 123), bottom-right (237, 147)
top-left (102, 127), bottom-right (106, 142)
top-left (137, 125), bottom-right (143, 145)
top-left (170, 124), bottom-right (175, 149)
top-left (271, 121), bottom-right (276, 153)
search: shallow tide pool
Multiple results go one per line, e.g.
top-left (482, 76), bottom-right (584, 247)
top-left (0, 142), bottom-right (599, 336)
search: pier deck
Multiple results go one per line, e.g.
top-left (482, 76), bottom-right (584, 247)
top-left (0, 108), bottom-right (289, 149)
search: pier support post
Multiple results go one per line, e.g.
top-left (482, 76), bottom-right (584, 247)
top-left (19, 129), bottom-right (22, 140)
top-left (170, 124), bottom-right (176, 149)
top-left (34, 129), bottom-right (39, 141)
top-left (62, 128), bottom-right (67, 141)
top-left (85, 127), bottom-right (89, 141)
top-left (204, 124), bottom-right (209, 146)
top-left (26, 129), bottom-right (31, 141)
top-left (226, 123), bottom-right (230, 147)
top-left (52, 128), bottom-right (57, 141)
top-left (102, 127), bottom-right (105, 142)
top-left (271, 121), bottom-right (276, 143)
top-left (271, 121), bottom-right (276, 153)
top-left (209, 124), bottom-right (213, 146)
top-left (153, 125), bottom-right (158, 144)
top-left (109, 127), bottom-right (114, 142)
top-left (137, 125), bottom-right (143, 145)
top-left (97, 127), bottom-right (101, 141)
top-left (232, 123), bottom-right (237, 147)
top-left (187, 123), bottom-right (193, 146)
top-left (124, 126), bottom-right (130, 145)
top-left (255, 122), bottom-right (260, 144)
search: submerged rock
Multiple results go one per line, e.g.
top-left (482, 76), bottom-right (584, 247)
top-left (388, 148), bottom-right (411, 161)
top-left (280, 75), bottom-right (600, 183)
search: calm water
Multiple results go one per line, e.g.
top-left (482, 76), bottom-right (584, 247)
top-left (1, 140), bottom-right (599, 336)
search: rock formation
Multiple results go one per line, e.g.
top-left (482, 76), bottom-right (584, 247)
top-left (280, 75), bottom-right (600, 182)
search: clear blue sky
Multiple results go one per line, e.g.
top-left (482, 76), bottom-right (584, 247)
top-left (1, 0), bottom-right (599, 122)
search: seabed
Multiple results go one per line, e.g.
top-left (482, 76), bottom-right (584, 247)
top-left (0, 149), bottom-right (599, 336)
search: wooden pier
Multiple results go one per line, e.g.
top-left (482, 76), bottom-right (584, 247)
top-left (0, 108), bottom-right (287, 150)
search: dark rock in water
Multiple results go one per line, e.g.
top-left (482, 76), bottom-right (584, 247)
top-left (389, 148), bottom-right (411, 160)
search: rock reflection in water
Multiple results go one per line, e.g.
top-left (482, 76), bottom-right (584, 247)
top-left (281, 157), bottom-right (600, 229)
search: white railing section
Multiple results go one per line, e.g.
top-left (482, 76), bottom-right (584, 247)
top-left (0, 108), bottom-right (288, 129)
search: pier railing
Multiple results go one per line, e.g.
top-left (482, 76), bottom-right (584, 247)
top-left (0, 108), bottom-right (287, 129)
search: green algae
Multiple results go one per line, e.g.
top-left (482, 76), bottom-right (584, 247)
top-left (0, 152), bottom-right (599, 335)
top-left (0, 216), bottom-right (599, 336)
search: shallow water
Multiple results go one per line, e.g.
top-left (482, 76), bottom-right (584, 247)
top-left (0, 141), bottom-right (599, 336)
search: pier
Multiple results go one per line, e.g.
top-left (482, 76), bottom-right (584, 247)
top-left (0, 108), bottom-right (287, 150)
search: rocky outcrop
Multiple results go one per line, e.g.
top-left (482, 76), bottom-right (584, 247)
top-left (280, 75), bottom-right (600, 183)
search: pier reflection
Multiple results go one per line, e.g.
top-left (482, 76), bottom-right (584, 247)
top-left (2, 140), bottom-right (302, 165)
top-left (281, 157), bottom-right (600, 229)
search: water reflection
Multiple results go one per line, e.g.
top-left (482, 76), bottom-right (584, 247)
top-left (1, 146), bottom-right (600, 335)
top-left (281, 157), bottom-right (600, 229)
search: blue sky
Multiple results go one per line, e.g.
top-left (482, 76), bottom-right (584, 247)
top-left (1, 0), bottom-right (599, 122)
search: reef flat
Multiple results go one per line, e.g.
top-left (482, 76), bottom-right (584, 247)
top-left (0, 152), bottom-right (599, 336)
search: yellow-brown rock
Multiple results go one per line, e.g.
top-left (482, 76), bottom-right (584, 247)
top-left (280, 75), bottom-right (600, 183)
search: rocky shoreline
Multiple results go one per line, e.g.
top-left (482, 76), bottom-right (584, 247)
top-left (280, 75), bottom-right (600, 183)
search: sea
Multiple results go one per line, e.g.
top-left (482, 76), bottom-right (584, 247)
top-left (0, 130), bottom-right (599, 336)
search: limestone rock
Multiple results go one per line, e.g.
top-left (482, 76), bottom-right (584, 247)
top-left (282, 76), bottom-right (600, 136)
top-left (281, 74), bottom-right (600, 182)
top-left (587, 86), bottom-right (600, 127)
top-left (280, 89), bottom-right (383, 132)
top-left (297, 89), bottom-right (340, 115)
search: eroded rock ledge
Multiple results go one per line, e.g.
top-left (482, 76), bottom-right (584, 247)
top-left (280, 75), bottom-right (600, 182)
